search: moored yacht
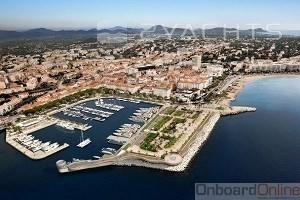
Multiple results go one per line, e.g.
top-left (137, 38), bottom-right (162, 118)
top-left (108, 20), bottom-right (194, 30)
top-left (101, 148), bottom-right (117, 155)
top-left (77, 130), bottom-right (91, 148)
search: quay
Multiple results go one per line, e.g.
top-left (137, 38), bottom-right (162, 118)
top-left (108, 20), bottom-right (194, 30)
top-left (7, 116), bottom-right (58, 136)
top-left (107, 135), bottom-right (129, 143)
top-left (6, 136), bottom-right (69, 160)
top-left (22, 119), bottom-right (58, 134)
top-left (5, 116), bottom-right (70, 160)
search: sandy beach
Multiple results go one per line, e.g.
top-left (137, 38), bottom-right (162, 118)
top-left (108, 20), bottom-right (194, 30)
top-left (221, 74), bottom-right (300, 107)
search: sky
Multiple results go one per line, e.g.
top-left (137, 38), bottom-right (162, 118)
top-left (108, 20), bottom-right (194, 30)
top-left (0, 0), bottom-right (300, 30)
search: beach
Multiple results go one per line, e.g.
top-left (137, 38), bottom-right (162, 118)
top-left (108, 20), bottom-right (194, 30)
top-left (221, 74), bottom-right (300, 107)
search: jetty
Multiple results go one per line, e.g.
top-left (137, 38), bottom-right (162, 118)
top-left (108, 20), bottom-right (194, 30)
top-left (7, 116), bottom-right (58, 137)
top-left (6, 136), bottom-right (69, 160)
top-left (221, 106), bottom-right (257, 116)
top-left (55, 119), bottom-right (92, 131)
top-left (107, 135), bottom-right (129, 143)
top-left (56, 152), bottom-right (178, 173)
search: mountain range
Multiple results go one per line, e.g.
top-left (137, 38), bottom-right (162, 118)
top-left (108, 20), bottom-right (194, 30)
top-left (0, 26), bottom-right (268, 40)
top-left (146, 25), bottom-right (267, 35)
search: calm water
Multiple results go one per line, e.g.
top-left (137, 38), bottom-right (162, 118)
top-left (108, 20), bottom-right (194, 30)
top-left (1, 78), bottom-right (300, 200)
top-left (281, 30), bottom-right (300, 37)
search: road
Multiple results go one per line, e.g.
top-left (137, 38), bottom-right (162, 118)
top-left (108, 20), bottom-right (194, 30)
top-left (216, 75), bottom-right (241, 94)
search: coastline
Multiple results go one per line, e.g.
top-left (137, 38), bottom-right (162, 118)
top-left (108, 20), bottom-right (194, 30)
top-left (114, 113), bottom-right (220, 172)
top-left (221, 74), bottom-right (300, 107)
top-left (55, 74), bottom-right (300, 173)
top-left (115, 74), bottom-right (300, 172)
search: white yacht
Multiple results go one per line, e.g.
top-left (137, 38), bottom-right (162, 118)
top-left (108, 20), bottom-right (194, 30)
top-left (77, 131), bottom-right (91, 148)
top-left (56, 122), bottom-right (74, 131)
top-left (93, 156), bottom-right (101, 159)
top-left (101, 148), bottom-right (117, 155)
top-left (40, 142), bottom-right (51, 148)
top-left (22, 135), bottom-right (34, 143)
top-left (32, 146), bottom-right (42, 152)
top-left (44, 143), bottom-right (59, 152)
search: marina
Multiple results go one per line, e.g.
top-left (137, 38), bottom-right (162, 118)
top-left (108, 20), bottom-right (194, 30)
top-left (71, 105), bottom-right (113, 118)
top-left (5, 97), bottom-right (160, 161)
top-left (6, 135), bottom-right (69, 160)
top-left (2, 78), bottom-right (300, 199)
top-left (101, 147), bottom-right (117, 155)
top-left (129, 107), bottom-right (160, 123)
top-left (117, 98), bottom-right (141, 104)
top-left (112, 124), bottom-right (141, 138)
top-left (95, 99), bottom-right (124, 111)
top-left (55, 119), bottom-right (92, 131)
top-left (107, 135), bottom-right (129, 146)
top-left (77, 131), bottom-right (91, 148)
top-left (61, 106), bottom-right (112, 122)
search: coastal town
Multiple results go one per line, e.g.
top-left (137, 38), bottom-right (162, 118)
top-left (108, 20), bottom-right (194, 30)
top-left (1, 28), bottom-right (300, 173)
top-left (2, 1), bottom-right (300, 199)
top-left (1, 30), bottom-right (300, 118)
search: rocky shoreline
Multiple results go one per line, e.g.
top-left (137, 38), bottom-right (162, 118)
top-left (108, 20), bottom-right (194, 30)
top-left (114, 113), bottom-right (221, 172)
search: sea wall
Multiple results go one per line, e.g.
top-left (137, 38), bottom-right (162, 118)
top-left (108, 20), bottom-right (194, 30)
top-left (221, 106), bottom-right (257, 116)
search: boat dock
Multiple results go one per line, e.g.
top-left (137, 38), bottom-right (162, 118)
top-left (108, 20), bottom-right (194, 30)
top-left (95, 99), bottom-right (124, 111)
top-left (7, 117), bottom-right (58, 137)
top-left (56, 119), bottom-right (92, 131)
top-left (107, 135), bottom-right (129, 144)
top-left (6, 137), bottom-right (69, 160)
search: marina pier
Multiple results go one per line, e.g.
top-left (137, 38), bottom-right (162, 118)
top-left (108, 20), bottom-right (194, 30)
top-left (5, 116), bottom-right (70, 160)
top-left (55, 118), bottom-right (92, 131)
top-left (6, 136), bottom-right (69, 160)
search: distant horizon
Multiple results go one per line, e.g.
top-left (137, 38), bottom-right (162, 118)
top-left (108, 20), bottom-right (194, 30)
top-left (2, 26), bottom-right (300, 32)
top-left (1, 0), bottom-right (300, 31)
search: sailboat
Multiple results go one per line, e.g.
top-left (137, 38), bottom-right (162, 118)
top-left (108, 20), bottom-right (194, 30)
top-left (77, 130), bottom-right (91, 148)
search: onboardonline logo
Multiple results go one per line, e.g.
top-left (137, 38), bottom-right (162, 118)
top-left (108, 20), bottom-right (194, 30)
top-left (195, 183), bottom-right (300, 200)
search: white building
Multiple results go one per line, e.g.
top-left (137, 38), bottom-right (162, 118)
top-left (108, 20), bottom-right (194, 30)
top-left (0, 98), bottom-right (22, 116)
top-left (153, 87), bottom-right (172, 98)
top-left (26, 77), bottom-right (38, 90)
top-left (177, 77), bottom-right (212, 90)
top-left (207, 65), bottom-right (224, 77)
top-left (191, 55), bottom-right (202, 71)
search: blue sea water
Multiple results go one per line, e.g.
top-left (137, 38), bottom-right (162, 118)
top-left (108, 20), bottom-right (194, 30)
top-left (0, 77), bottom-right (300, 200)
top-left (262, 30), bottom-right (300, 37)
top-left (281, 30), bottom-right (300, 37)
